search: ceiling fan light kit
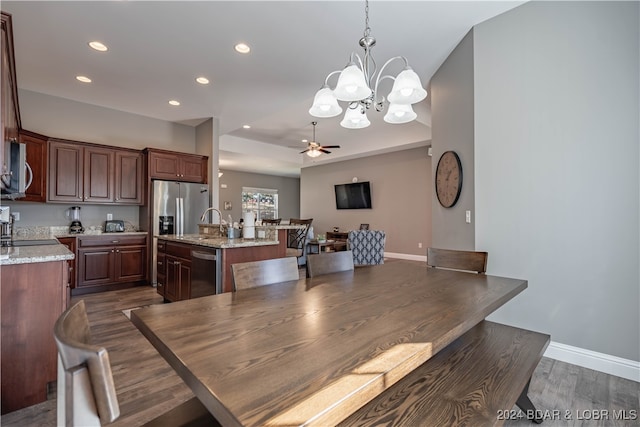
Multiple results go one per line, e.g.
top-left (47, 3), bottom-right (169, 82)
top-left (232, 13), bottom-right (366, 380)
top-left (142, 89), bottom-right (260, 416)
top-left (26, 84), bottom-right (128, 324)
top-left (309, 0), bottom-right (427, 129)
top-left (300, 122), bottom-right (341, 157)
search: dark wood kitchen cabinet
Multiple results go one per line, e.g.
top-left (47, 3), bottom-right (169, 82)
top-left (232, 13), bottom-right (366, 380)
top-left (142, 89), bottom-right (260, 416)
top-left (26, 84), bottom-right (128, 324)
top-left (115, 150), bottom-right (143, 204)
top-left (18, 130), bottom-right (48, 202)
top-left (76, 234), bottom-right (147, 295)
top-left (157, 240), bottom-right (192, 302)
top-left (48, 139), bottom-right (83, 202)
top-left (57, 236), bottom-right (77, 290)
top-left (83, 145), bottom-right (115, 203)
top-left (145, 148), bottom-right (208, 183)
top-left (1, 12), bottom-right (20, 175)
top-left (48, 139), bottom-right (143, 205)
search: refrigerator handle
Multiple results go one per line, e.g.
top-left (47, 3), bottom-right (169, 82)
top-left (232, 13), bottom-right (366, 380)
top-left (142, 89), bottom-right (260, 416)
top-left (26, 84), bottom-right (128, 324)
top-left (176, 197), bottom-right (183, 236)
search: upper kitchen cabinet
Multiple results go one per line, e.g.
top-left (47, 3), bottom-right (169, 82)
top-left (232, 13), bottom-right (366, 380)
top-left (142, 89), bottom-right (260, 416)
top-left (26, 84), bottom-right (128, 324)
top-left (48, 138), bottom-right (143, 205)
top-left (48, 139), bottom-right (83, 202)
top-left (145, 148), bottom-right (208, 183)
top-left (115, 150), bottom-right (143, 204)
top-left (18, 130), bottom-right (48, 202)
top-left (1, 12), bottom-right (21, 173)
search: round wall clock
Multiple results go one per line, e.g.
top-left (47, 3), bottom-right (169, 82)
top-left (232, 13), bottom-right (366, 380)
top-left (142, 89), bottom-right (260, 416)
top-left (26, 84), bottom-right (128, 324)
top-left (435, 150), bottom-right (463, 208)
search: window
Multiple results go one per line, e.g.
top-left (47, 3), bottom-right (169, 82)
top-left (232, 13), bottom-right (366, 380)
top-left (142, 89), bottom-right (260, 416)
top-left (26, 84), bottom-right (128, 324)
top-left (242, 187), bottom-right (278, 221)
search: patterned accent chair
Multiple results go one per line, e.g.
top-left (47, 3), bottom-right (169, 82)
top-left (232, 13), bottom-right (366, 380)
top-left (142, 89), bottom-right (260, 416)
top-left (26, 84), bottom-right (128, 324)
top-left (348, 230), bottom-right (386, 266)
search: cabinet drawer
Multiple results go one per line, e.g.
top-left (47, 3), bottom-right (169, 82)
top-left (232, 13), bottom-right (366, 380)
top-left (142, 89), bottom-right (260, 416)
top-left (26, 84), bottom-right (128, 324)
top-left (157, 240), bottom-right (166, 253)
top-left (165, 241), bottom-right (192, 259)
top-left (79, 235), bottom-right (147, 248)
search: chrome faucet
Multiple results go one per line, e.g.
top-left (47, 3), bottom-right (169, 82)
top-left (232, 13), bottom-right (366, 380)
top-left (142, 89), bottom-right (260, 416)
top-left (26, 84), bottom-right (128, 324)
top-left (199, 207), bottom-right (223, 233)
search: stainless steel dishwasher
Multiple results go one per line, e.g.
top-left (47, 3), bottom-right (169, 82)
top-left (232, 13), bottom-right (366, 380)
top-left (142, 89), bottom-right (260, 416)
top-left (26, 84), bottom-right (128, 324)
top-left (190, 248), bottom-right (218, 297)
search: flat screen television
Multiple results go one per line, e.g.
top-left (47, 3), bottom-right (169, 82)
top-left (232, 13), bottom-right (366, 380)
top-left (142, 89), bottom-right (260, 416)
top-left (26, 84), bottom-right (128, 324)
top-left (334, 181), bottom-right (372, 209)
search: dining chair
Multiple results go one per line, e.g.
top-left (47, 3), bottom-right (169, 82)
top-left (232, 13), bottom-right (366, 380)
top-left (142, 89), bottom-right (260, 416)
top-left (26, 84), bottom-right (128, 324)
top-left (285, 218), bottom-right (313, 261)
top-left (427, 247), bottom-right (488, 274)
top-left (347, 230), bottom-right (386, 266)
top-left (231, 257), bottom-right (300, 291)
top-left (306, 250), bottom-right (355, 277)
top-left (54, 300), bottom-right (219, 426)
top-left (261, 218), bottom-right (281, 225)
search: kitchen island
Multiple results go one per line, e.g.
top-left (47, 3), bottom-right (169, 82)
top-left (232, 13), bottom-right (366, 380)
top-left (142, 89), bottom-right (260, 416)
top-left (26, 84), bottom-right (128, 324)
top-left (1, 239), bottom-right (74, 414)
top-left (156, 232), bottom-right (287, 298)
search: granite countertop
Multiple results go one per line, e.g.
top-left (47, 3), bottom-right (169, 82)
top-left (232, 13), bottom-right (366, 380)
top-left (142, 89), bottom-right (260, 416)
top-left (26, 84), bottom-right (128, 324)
top-left (56, 231), bottom-right (148, 238)
top-left (0, 243), bottom-right (74, 265)
top-left (157, 234), bottom-right (280, 249)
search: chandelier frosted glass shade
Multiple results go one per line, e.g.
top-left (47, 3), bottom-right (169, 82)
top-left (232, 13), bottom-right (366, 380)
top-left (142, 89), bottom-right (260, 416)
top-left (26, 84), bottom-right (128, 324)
top-left (387, 68), bottom-right (428, 105)
top-left (308, 86), bottom-right (343, 118)
top-left (384, 103), bottom-right (417, 124)
top-left (333, 64), bottom-right (372, 102)
top-left (341, 107), bottom-right (371, 129)
top-left (306, 148), bottom-right (322, 158)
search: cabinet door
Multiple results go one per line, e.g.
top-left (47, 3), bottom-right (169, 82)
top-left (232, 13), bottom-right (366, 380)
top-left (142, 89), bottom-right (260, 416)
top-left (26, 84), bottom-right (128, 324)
top-left (77, 247), bottom-right (114, 287)
top-left (115, 245), bottom-right (146, 282)
top-left (1, 13), bottom-right (20, 176)
top-left (115, 150), bottom-right (143, 204)
top-left (165, 254), bottom-right (180, 302)
top-left (148, 151), bottom-right (180, 180)
top-left (57, 237), bottom-right (77, 289)
top-left (19, 131), bottom-right (47, 202)
top-left (48, 140), bottom-right (83, 202)
top-left (156, 251), bottom-right (166, 297)
top-left (84, 146), bottom-right (115, 203)
top-left (178, 260), bottom-right (192, 301)
top-left (180, 155), bottom-right (207, 183)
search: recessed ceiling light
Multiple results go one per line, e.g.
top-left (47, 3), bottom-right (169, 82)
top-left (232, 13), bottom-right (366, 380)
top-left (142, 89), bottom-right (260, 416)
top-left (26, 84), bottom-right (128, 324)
top-left (242, 125), bottom-right (251, 129)
top-left (88, 41), bottom-right (108, 52)
top-left (168, 100), bottom-right (180, 106)
top-left (76, 75), bottom-right (92, 83)
top-left (302, 139), bottom-right (308, 143)
top-left (196, 77), bottom-right (209, 85)
top-left (234, 43), bottom-right (251, 54)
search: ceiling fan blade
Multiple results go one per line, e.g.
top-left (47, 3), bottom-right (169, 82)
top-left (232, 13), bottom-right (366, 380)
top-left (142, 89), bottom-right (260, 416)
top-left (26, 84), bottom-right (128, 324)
top-left (300, 148), bottom-right (310, 154)
top-left (320, 145), bottom-right (341, 149)
top-left (320, 149), bottom-right (331, 154)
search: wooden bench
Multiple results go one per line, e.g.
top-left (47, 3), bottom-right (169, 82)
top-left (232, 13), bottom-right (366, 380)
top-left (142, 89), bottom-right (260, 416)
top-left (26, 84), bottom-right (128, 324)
top-left (339, 321), bottom-right (550, 426)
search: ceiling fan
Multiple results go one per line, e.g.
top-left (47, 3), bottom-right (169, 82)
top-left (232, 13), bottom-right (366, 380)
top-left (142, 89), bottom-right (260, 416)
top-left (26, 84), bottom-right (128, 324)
top-left (299, 121), bottom-right (340, 157)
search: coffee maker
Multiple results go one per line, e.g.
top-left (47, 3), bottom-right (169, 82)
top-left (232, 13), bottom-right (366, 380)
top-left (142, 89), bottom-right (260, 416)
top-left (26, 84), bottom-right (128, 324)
top-left (68, 206), bottom-right (84, 234)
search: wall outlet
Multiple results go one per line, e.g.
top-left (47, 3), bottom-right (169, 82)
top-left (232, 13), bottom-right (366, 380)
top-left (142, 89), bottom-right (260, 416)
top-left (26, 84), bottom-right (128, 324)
top-left (465, 210), bottom-right (471, 224)
top-left (107, 213), bottom-right (113, 220)
top-left (418, 242), bottom-right (423, 248)
top-left (12, 212), bottom-right (20, 221)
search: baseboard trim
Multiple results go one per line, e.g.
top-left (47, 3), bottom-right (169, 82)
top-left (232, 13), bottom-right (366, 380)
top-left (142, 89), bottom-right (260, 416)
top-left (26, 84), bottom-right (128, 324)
top-left (385, 252), bottom-right (427, 262)
top-left (545, 341), bottom-right (640, 382)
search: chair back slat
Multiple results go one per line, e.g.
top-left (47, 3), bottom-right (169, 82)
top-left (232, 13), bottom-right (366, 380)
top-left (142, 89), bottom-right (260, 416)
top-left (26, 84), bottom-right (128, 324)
top-left (262, 218), bottom-right (281, 225)
top-left (54, 300), bottom-right (120, 425)
top-left (427, 247), bottom-right (488, 274)
top-left (286, 218), bottom-right (313, 259)
top-left (307, 251), bottom-right (355, 277)
top-left (232, 257), bottom-right (300, 290)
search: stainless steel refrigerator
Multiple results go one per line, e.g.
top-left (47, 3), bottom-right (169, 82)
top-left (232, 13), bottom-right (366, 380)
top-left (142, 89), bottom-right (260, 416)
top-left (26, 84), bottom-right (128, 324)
top-left (151, 180), bottom-right (209, 284)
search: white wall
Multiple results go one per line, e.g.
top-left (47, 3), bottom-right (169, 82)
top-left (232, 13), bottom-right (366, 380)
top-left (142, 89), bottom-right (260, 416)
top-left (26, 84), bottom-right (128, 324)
top-left (470, 2), bottom-right (638, 361)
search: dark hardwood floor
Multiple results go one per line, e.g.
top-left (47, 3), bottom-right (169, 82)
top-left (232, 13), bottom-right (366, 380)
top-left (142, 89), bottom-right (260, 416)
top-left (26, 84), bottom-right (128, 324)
top-left (2, 268), bottom-right (639, 426)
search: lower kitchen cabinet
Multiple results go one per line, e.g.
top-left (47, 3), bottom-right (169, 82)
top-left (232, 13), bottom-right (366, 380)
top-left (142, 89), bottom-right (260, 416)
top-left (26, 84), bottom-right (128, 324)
top-left (57, 236), bottom-right (76, 289)
top-left (158, 241), bottom-right (192, 302)
top-left (76, 234), bottom-right (147, 295)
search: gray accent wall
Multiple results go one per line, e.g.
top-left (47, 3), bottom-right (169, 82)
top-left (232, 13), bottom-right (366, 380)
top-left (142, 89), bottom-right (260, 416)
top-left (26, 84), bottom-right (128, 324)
top-left (430, 30), bottom-right (476, 250)
top-left (432, 1), bottom-right (639, 361)
top-left (217, 170), bottom-right (300, 225)
top-left (300, 147), bottom-right (432, 256)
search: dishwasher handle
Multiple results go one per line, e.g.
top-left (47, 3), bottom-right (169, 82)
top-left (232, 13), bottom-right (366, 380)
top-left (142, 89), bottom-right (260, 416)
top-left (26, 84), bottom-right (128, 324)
top-left (191, 250), bottom-right (216, 261)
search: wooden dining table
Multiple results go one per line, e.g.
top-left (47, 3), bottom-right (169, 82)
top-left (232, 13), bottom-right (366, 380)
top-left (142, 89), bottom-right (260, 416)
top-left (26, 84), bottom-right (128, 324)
top-left (131, 260), bottom-right (527, 427)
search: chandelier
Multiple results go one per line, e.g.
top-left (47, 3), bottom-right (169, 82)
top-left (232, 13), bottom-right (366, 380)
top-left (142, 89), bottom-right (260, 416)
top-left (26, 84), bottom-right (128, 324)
top-left (309, 0), bottom-right (427, 129)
